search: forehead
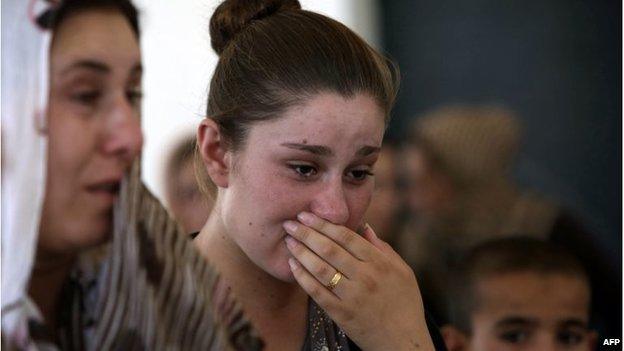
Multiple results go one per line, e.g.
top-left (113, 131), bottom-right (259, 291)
top-left (50, 9), bottom-right (140, 70)
top-left (473, 272), bottom-right (590, 321)
top-left (247, 92), bottom-right (385, 151)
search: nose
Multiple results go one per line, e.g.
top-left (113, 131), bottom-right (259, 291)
top-left (309, 178), bottom-right (350, 225)
top-left (537, 334), bottom-right (559, 351)
top-left (101, 94), bottom-right (143, 163)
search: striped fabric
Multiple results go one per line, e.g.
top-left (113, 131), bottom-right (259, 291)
top-left (66, 160), bottom-right (264, 350)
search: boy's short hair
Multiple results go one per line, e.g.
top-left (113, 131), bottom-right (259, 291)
top-left (447, 236), bottom-right (590, 333)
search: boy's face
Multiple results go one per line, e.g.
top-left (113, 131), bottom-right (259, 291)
top-left (467, 272), bottom-right (594, 351)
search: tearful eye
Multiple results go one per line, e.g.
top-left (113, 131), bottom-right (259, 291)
top-left (289, 164), bottom-right (318, 179)
top-left (499, 330), bottom-right (529, 344)
top-left (346, 169), bottom-right (374, 183)
top-left (351, 169), bottom-right (373, 180)
top-left (72, 90), bottom-right (101, 105)
top-left (557, 330), bottom-right (585, 346)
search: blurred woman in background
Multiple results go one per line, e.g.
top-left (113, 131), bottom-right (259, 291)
top-left (2, 1), bottom-right (257, 349)
top-left (165, 135), bottom-right (213, 234)
top-left (363, 140), bottom-right (405, 246)
top-left (3, 1), bottom-right (142, 347)
top-left (396, 104), bottom-right (619, 338)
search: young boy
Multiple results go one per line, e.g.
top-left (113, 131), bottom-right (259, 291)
top-left (442, 237), bottom-right (597, 351)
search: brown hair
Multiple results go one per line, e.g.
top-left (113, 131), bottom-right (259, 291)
top-left (38, 0), bottom-right (139, 39)
top-left (447, 237), bottom-right (589, 334)
top-left (197, 0), bottom-right (399, 194)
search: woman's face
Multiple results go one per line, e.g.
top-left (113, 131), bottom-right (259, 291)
top-left (219, 93), bottom-right (385, 281)
top-left (38, 9), bottom-right (143, 255)
top-left (167, 158), bottom-right (213, 234)
top-left (404, 146), bottom-right (455, 219)
top-left (364, 146), bottom-right (402, 240)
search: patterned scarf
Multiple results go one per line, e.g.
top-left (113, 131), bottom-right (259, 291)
top-left (17, 161), bottom-right (264, 351)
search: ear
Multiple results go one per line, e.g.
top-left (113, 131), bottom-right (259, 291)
top-left (197, 118), bottom-right (230, 188)
top-left (441, 325), bottom-right (469, 351)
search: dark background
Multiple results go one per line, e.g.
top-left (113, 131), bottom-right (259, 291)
top-left (380, 0), bottom-right (621, 339)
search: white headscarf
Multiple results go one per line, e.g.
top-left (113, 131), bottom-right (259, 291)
top-left (0, 3), bottom-right (263, 349)
top-left (1, 0), bottom-right (51, 345)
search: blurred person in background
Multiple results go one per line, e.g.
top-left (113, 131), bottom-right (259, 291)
top-left (2, 1), bottom-right (142, 346)
top-left (165, 135), bottom-right (213, 234)
top-left (1, 0), bottom-right (257, 349)
top-left (363, 139), bottom-right (405, 245)
top-left (395, 104), bottom-right (619, 339)
top-left (441, 237), bottom-right (596, 351)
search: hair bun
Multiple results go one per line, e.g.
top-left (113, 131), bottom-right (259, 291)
top-left (210, 0), bottom-right (301, 55)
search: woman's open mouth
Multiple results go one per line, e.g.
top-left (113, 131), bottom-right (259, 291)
top-left (85, 180), bottom-right (121, 205)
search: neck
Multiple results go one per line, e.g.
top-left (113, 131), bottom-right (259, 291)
top-left (194, 205), bottom-right (308, 349)
top-left (28, 249), bottom-right (75, 332)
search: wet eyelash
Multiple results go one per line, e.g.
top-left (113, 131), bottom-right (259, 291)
top-left (346, 169), bottom-right (374, 184)
top-left (287, 164), bottom-right (318, 178)
top-left (72, 91), bottom-right (101, 104)
top-left (127, 89), bottom-right (143, 100)
top-left (350, 169), bottom-right (374, 178)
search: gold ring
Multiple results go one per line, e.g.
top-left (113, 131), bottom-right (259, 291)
top-left (327, 271), bottom-right (343, 290)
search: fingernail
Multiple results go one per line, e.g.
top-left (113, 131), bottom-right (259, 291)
top-left (284, 235), bottom-right (298, 249)
top-left (297, 211), bottom-right (314, 225)
top-left (288, 258), bottom-right (298, 271)
top-left (283, 220), bottom-right (298, 233)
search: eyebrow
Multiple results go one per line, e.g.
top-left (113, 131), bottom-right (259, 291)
top-left (559, 319), bottom-right (589, 329)
top-left (281, 143), bottom-right (332, 156)
top-left (281, 143), bottom-right (380, 157)
top-left (61, 60), bottom-right (142, 76)
top-left (357, 145), bottom-right (381, 157)
top-left (494, 316), bottom-right (537, 328)
top-left (62, 60), bottom-right (110, 75)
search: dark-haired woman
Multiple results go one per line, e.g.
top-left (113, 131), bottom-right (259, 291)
top-left (3, 1), bottom-right (141, 347)
top-left (2, 1), bottom-right (257, 349)
top-left (193, 1), bottom-right (442, 350)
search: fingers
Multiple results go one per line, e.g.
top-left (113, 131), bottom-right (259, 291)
top-left (288, 258), bottom-right (342, 311)
top-left (296, 212), bottom-right (377, 261)
top-left (364, 225), bottom-right (409, 267)
top-left (283, 220), bottom-right (360, 277)
top-left (361, 224), bottom-right (395, 256)
top-left (361, 223), bottom-right (381, 246)
top-left (284, 235), bottom-right (351, 298)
